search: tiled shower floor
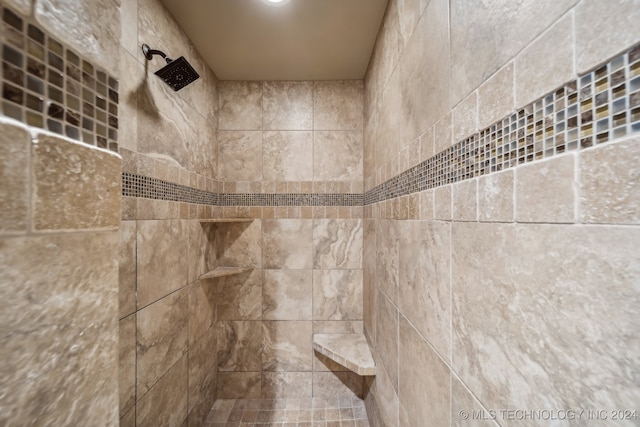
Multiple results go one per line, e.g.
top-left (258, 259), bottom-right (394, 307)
top-left (204, 397), bottom-right (370, 426)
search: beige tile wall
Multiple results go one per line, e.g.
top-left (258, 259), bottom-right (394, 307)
top-left (363, 0), bottom-right (640, 426)
top-left (0, 119), bottom-right (121, 425)
top-left (215, 80), bottom-right (365, 400)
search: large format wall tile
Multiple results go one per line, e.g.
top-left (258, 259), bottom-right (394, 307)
top-left (477, 62), bottom-right (515, 130)
top-left (136, 220), bottom-right (188, 308)
top-left (137, 288), bottom-right (189, 395)
top-left (0, 121), bottom-right (29, 234)
top-left (314, 80), bottom-right (363, 131)
top-left (188, 281), bottom-right (216, 345)
top-left (263, 131), bottom-right (313, 181)
top-left (375, 220), bottom-right (399, 304)
top-left (478, 170), bottom-right (514, 222)
top-left (216, 270), bottom-right (262, 320)
top-left (262, 321), bottom-right (313, 371)
top-left (575, 0), bottom-right (640, 73)
top-left (218, 131), bottom-right (263, 181)
top-left (515, 12), bottom-right (574, 106)
top-left (452, 223), bottom-right (640, 417)
top-left (188, 327), bottom-right (217, 416)
top-left (119, 314), bottom-right (136, 417)
top-left (263, 270), bottom-right (313, 320)
top-left (399, 317), bottom-right (450, 427)
top-left (313, 269), bottom-right (363, 321)
top-left (579, 138), bottom-right (640, 224)
top-left (262, 219), bottom-right (313, 269)
top-left (313, 219), bottom-right (363, 269)
top-left (376, 291), bottom-right (398, 392)
top-left (218, 321), bottom-right (262, 372)
top-left (363, 219), bottom-right (377, 342)
top-left (33, 133), bottom-right (121, 231)
top-left (118, 221), bottom-right (137, 318)
top-left (262, 372), bottom-right (313, 399)
top-left (398, 221), bottom-right (451, 362)
top-left (0, 233), bottom-right (119, 426)
top-left (137, 355), bottom-right (188, 427)
top-left (451, 375), bottom-right (498, 427)
top-left (219, 81), bottom-right (263, 130)
top-left (215, 220), bottom-right (262, 269)
top-left (449, 0), bottom-right (578, 104)
top-left (314, 131), bottom-right (363, 181)
top-left (263, 81), bottom-right (313, 130)
top-left (398, 0), bottom-right (451, 142)
top-left (217, 372), bottom-right (262, 399)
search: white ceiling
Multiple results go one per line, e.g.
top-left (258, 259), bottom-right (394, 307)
top-left (160, 0), bottom-right (389, 81)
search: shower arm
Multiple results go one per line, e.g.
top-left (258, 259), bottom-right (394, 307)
top-left (142, 44), bottom-right (174, 64)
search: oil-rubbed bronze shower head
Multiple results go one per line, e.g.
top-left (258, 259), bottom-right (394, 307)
top-left (141, 44), bottom-right (200, 91)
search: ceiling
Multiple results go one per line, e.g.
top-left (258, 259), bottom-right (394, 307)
top-left (160, 0), bottom-right (389, 81)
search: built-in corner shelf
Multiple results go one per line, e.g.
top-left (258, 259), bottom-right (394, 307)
top-left (199, 218), bottom-right (254, 223)
top-left (199, 267), bottom-right (251, 280)
top-left (313, 333), bottom-right (376, 376)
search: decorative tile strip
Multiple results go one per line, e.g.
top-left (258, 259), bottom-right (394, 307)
top-left (365, 42), bottom-right (640, 205)
top-left (1, 5), bottom-right (119, 151)
top-left (122, 172), bottom-right (217, 205)
top-left (122, 172), bottom-right (364, 206)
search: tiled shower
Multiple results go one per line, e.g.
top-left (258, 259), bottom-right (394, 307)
top-left (0, 0), bottom-right (638, 427)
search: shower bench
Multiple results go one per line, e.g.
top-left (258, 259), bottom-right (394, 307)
top-left (313, 333), bottom-right (376, 376)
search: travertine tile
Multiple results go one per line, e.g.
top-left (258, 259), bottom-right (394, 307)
top-left (188, 281), bottom-right (216, 345)
top-left (262, 219), bottom-right (313, 269)
top-left (515, 12), bottom-right (574, 106)
top-left (516, 155), bottom-right (575, 223)
top-left (312, 372), bottom-right (363, 399)
top-left (219, 81), bottom-right (262, 130)
top-left (118, 221), bottom-right (136, 318)
top-left (375, 70), bottom-right (402, 167)
top-left (576, 0), bottom-right (640, 73)
top-left (136, 220), bottom-right (188, 308)
top-left (450, 0), bottom-right (578, 104)
top-left (314, 131), bottom-right (363, 182)
top-left (452, 223), bottom-right (640, 417)
top-left (478, 62), bottom-right (515, 130)
top-left (313, 321), bottom-right (364, 334)
top-left (398, 221), bottom-right (451, 362)
top-left (33, 133), bottom-right (121, 231)
top-left (313, 270), bottom-right (363, 321)
top-left (218, 131), bottom-right (263, 181)
top-left (314, 81), bottom-right (363, 131)
top-left (35, 0), bottom-right (120, 75)
top-left (376, 291), bottom-right (398, 392)
top-left (375, 220), bottom-right (399, 304)
top-left (262, 372), bottom-right (313, 399)
top-left (5, 0), bottom-right (30, 15)
top-left (119, 314), bottom-right (136, 416)
top-left (137, 355), bottom-right (188, 427)
top-left (0, 121), bottom-right (29, 234)
top-left (397, 0), bottom-right (426, 49)
top-left (217, 372), bottom-right (262, 399)
top-left (218, 321), bottom-right (262, 372)
top-left (263, 270), bottom-right (313, 320)
top-left (0, 233), bottom-right (119, 426)
top-left (188, 327), bottom-right (217, 415)
top-left (451, 376), bottom-right (499, 427)
top-left (452, 92), bottom-right (478, 142)
top-left (398, 0), bottom-right (451, 143)
top-left (137, 289), bottom-right (189, 395)
top-left (117, 48), bottom-right (140, 154)
top-left (263, 81), bottom-right (313, 130)
top-left (478, 170), bottom-right (514, 222)
top-left (452, 179), bottom-right (478, 221)
top-left (398, 317), bottom-right (450, 427)
top-left (263, 131), bottom-right (314, 181)
top-left (579, 139), bottom-right (640, 224)
top-left (120, 407), bottom-right (135, 427)
top-left (120, 0), bottom-right (138, 57)
top-left (216, 269), bottom-right (262, 320)
top-left (313, 219), bottom-right (363, 269)
top-left (262, 321), bottom-right (313, 371)
top-left (434, 112), bottom-right (453, 154)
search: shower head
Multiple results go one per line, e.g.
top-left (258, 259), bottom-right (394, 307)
top-left (141, 44), bottom-right (200, 91)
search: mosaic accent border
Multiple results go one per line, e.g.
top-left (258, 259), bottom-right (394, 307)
top-left (1, 5), bottom-right (119, 152)
top-left (123, 172), bottom-right (363, 206)
top-left (365, 42), bottom-right (640, 205)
